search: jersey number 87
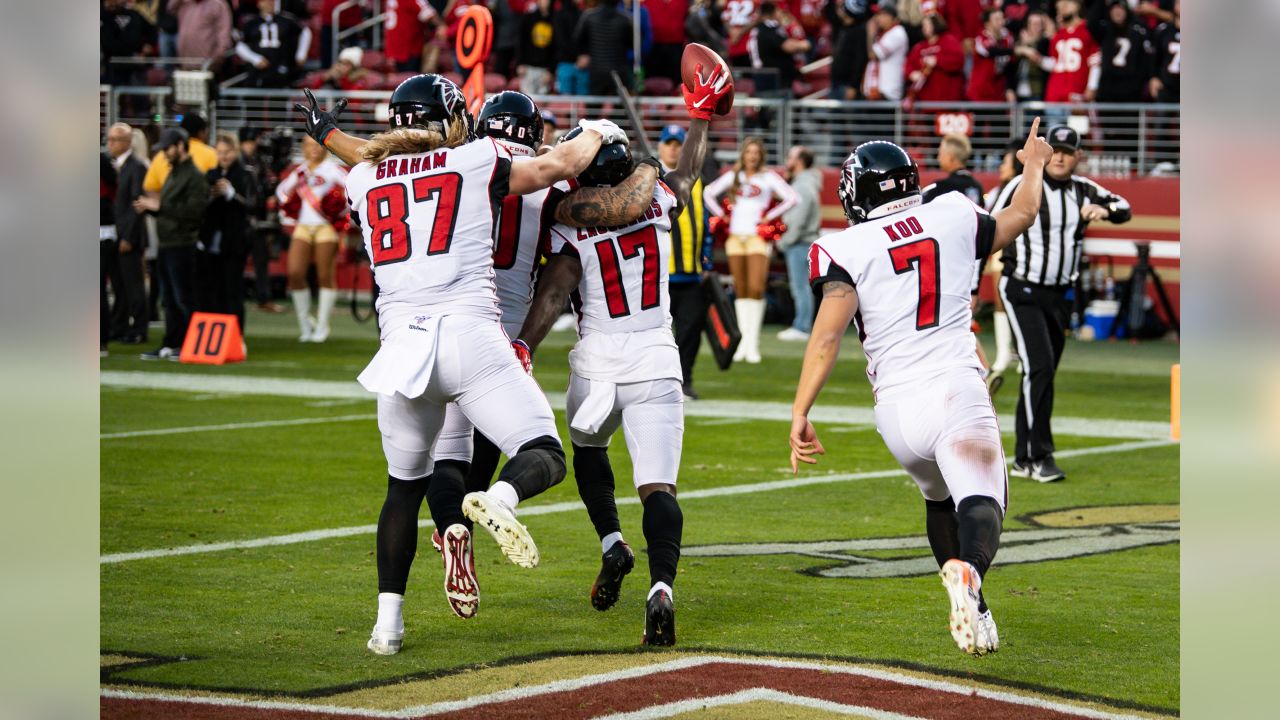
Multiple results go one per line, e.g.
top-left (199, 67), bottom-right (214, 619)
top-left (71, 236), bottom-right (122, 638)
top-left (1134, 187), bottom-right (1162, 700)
top-left (366, 173), bottom-right (464, 266)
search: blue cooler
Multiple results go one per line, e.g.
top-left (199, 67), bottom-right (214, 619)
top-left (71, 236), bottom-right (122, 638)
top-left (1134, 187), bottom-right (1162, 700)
top-left (1081, 300), bottom-right (1120, 341)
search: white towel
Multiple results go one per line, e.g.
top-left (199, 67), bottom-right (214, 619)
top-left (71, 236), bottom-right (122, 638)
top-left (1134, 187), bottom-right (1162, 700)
top-left (569, 378), bottom-right (617, 434)
top-left (357, 316), bottom-right (443, 399)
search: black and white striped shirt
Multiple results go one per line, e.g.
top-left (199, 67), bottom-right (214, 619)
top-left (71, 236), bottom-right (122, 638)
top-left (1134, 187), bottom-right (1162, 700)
top-left (992, 174), bottom-right (1131, 287)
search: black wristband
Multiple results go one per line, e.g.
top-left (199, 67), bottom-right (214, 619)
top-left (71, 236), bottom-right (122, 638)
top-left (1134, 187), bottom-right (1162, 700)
top-left (638, 156), bottom-right (664, 176)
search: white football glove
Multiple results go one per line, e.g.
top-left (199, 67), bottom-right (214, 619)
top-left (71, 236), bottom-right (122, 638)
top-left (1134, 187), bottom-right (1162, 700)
top-left (577, 119), bottom-right (629, 146)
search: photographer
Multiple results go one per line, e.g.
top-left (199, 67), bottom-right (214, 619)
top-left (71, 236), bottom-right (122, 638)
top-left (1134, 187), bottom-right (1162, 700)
top-left (200, 133), bottom-right (253, 332)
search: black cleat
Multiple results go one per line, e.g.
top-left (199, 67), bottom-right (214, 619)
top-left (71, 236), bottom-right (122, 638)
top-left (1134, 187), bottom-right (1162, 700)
top-left (642, 589), bottom-right (676, 646)
top-left (1009, 459), bottom-right (1031, 478)
top-left (1031, 456), bottom-right (1065, 483)
top-left (591, 541), bottom-right (634, 611)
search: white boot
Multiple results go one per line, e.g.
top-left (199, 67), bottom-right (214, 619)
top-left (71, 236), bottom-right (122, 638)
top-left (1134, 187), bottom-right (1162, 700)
top-left (743, 298), bottom-right (764, 364)
top-left (291, 289), bottom-right (313, 342)
top-left (313, 287), bottom-right (338, 342)
top-left (733, 299), bottom-right (749, 362)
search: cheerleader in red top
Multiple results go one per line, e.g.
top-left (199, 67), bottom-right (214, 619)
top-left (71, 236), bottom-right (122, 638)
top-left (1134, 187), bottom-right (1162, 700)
top-left (703, 137), bottom-right (798, 363)
top-left (275, 136), bottom-right (349, 342)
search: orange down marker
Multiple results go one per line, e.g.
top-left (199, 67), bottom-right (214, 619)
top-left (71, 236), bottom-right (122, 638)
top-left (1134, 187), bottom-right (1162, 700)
top-left (179, 313), bottom-right (245, 365)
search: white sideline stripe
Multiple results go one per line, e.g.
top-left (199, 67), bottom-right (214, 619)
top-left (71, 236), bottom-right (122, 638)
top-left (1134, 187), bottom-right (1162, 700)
top-left (103, 655), bottom-right (1150, 720)
top-left (101, 414), bottom-right (375, 439)
top-left (591, 688), bottom-right (921, 720)
top-left (100, 371), bottom-right (1171, 440)
top-left (98, 439), bottom-right (1170, 565)
top-left (100, 688), bottom-right (403, 718)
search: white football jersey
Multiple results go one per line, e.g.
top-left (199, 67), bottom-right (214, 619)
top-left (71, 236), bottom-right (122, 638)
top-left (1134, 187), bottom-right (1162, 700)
top-left (809, 191), bottom-right (997, 396)
top-left (547, 180), bottom-right (681, 383)
top-left (491, 160), bottom-right (573, 335)
top-left (346, 138), bottom-right (513, 339)
top-left (703, 169), bottom-right (798, 236)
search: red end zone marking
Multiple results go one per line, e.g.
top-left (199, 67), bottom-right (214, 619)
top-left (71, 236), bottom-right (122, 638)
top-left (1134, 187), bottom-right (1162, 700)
top-left (435, 663), bottom-right (1104, 720)
top-left (102, 659), bottom-right (1142, 720)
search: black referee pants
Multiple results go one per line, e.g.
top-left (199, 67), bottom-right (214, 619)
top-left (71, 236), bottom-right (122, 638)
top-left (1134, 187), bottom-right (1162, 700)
top-left (669, 280), bottom-right (706, 390)
top-left (998, 277), bottom-right (1070, 463)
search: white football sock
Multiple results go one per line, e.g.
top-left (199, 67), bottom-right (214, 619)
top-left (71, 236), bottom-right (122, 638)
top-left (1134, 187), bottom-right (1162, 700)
top-left (375, 592), bottom-right (404, 634)
top-left (601, 531), bottom-right (624, 555)
top-left (314, 287), bottom-right (338, 337)
top-left (488, 480), bottom-right (520, 511)
top-left (291, 289), bottom-right (312, 338)
top-left (648, 581), bottom-right (673, 601)
top-left (992, 310), bottom-right (1013, 371)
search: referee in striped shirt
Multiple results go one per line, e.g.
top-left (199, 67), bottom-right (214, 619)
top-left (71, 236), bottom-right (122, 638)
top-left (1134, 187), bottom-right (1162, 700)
top-left (991, 126), bottom-right (1131, 482)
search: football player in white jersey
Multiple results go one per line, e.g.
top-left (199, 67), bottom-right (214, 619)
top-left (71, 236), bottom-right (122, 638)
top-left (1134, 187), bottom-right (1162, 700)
top-left (296, 76), bottom-right (630, 655)
top-left (514, 66), bottom-right (731, 646)
top-left (427, 93), bottom-right (663, 595)
top-left (788, 119), bottom-right (1053, 656)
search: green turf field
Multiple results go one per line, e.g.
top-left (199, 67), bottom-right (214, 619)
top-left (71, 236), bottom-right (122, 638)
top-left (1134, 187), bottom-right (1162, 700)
top-left (100, 308), bottom-right (1180, 714)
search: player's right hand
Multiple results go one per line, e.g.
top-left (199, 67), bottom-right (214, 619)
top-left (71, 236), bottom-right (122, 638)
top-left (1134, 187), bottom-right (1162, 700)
top-left (577, 119), bottom-right (628, 146)
top-left (789, 415), bottom-right (825, 474)
top-left (294, 88), bottom-right (348, 146)
top-left (512, 339), bottom-right (534, 375)
top-left (1018, 116), bottom-right (1053, 169)
top-left (682, 62), bottom-right (731, 121)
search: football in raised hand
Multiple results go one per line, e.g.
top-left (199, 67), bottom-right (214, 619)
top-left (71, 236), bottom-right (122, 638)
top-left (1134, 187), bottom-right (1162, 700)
top-left (680, 43), bottom-right (735, 116)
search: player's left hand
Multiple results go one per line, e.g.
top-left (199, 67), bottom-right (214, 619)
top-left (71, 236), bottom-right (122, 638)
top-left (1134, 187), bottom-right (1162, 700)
top-left (512, 339), bottom-right (534, 375)
top-left (577, 119), bottom-right (628, 146)
top-left (294, 88), bottom-right (348, 146)
top-left (1081, 203), bottom-right (1110, 221)
top-left (789, 415), bottom-right (825, 474)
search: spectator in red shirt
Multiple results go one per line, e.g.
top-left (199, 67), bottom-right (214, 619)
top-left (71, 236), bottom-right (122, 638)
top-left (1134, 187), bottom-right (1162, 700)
top-left (646, 0), bottom-right (689, 83)
top-left (324, 46), bottom-right (372, 90)
top-left (719, 0), bottom-right (759, 66)
top-left (942, 0), bottom-right (982, 55)
top-left (904, 13), bottom-right (966, 103)
top-left (966, 7), bottom-right (1013, 101)
top-left (1043, 0), bottom-right (1100, 102)
top-left (384, 0), bottom-right (444, 73)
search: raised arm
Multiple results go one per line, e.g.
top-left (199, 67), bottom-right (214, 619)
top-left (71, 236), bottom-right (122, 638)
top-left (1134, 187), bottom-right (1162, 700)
top-left (516, 253), bottom-right (584, 352)
top-left (663, 118), bottom-right (711, 211)
top-left (554, 162), bottom-right (660, 227)
top-left (992, 117), bottom-right (1053, 254)
top-left (509, 120), bottom-right (627, 196)
top-left (294, 89), bottom-right (367, 166)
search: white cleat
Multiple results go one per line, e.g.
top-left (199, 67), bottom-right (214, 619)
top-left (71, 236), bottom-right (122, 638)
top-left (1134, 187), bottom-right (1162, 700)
top-left (441, 524), bottom-right (479, 618)
top-left (298, 318), bottom-right (315, 343)
top-left (367, 627), bottom-right (403, 656)
top-left (462, 491), bottom-right (539, 568)
top-left (940, 559), bottom-right (984, 655)
top-left (975, 609), bottom-right (1000, 655)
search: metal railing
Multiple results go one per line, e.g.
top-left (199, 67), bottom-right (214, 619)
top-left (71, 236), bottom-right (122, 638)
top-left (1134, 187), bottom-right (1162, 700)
top-left (101, 85), bottom-right (1181, 175)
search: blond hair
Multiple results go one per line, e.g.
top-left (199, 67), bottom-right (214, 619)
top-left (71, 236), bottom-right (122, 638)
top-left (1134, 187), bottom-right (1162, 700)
top-left (360, 122), bottom-right (469, 164)
top-left (940, 133), bottom-right (972, 165)
top-left (730, 136), bottom-right (768, 198)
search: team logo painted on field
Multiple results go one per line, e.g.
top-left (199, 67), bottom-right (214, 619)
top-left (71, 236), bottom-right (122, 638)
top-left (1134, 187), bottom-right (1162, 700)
top-left (682, 505), bottom-right (1179, 579)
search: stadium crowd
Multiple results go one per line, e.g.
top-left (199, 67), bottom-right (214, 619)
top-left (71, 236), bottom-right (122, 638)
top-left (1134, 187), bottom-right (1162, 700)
top-left (102, 0), bottom-right (1180, 103)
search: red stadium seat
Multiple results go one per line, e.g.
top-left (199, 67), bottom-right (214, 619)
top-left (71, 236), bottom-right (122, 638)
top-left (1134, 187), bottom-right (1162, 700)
top-left (145, 66), bottom-right (170, 86)
top-left (383, 71), bottom-right (417, 89)
top-left (484, 73), bottom-right (508, 93)
top-left (732, 76), bottom-right (756, 97)
top-left (361, 49), bottom-right (387, 71)
top-left (300, 70), bottom-right (329, 89)
top-left (643, 77), bottom-right (674, 96)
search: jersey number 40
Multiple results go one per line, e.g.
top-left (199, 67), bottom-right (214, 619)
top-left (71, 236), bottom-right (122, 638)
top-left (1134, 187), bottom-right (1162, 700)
top-left (365, 173), bottom-right (464, 266)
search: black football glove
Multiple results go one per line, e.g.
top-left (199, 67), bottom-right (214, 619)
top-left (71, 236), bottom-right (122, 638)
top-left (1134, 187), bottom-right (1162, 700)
top-left (293, 88), bottom-right (348, 146)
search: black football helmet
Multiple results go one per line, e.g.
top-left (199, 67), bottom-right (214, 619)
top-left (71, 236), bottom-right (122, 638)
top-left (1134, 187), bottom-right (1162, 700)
top-left (837, 140), bottom-right (922, 224)
top-left (477, 91), bottom-right (544, 152)
top-left (388, 74), bottom-right (469, 136)
top-left (559, 126), bottom-right (634, 187)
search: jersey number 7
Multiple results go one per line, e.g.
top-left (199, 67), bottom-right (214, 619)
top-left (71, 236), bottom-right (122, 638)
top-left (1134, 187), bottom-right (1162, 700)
top-left (888, 238), bottom-right (940, 330)
top-left (596, 226), bottom-right (661, 318)
top-left (365, 173), bottom-right (464, 266)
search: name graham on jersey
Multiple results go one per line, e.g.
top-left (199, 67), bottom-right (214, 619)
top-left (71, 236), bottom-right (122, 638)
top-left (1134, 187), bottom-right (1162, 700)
top-left (576, 198), bottom-right (664, 240)
top-left (376, 152), bottom-right (449, 180)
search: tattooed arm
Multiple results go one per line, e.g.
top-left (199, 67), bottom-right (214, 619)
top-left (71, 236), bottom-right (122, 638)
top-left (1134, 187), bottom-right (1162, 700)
top-left (553, 162), bottom-right (659, 228)
top-left (789, 280), bottom-right (859, 472)
top-left (517, 253), bottom-right (584, 352)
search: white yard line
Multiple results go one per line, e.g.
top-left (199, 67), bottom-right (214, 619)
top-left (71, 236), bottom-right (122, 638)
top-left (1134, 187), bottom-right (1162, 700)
top-left (101, 414), bottom-right (375, 439)
top-left (100, 371), bottom-right (1172, 440)
top-left (99, 439), bottom-right (1171, 565)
